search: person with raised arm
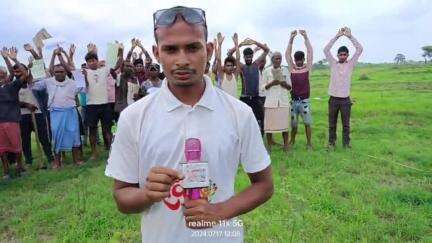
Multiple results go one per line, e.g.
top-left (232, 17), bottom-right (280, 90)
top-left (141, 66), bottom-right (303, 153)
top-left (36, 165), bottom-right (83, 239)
top-left (324, 27), bottom-right (363, 149)
top-left (215, 32), bottom-right (240, 98)
top-left (82, 43), bottom-right (123, 158)
top-left (285, 30), bottom-right (314, 150)
top-left (0, 47), bottom-right (28, 179)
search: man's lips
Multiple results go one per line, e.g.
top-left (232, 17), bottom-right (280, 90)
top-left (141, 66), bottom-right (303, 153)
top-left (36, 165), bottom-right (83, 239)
top-left (173, 70), bottom-right (193, 80)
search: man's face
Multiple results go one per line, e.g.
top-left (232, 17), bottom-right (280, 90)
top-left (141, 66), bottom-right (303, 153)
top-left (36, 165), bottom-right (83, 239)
top-left (244, 54), bottom-right (253, 65)
top-left (337, 52), bottom-right (349, 63)
top-left (295, 59), bottom-right (305, 67)
top-left (134, 63), bottom-right (145, 73)
top-left (145, 57), bottom-right (152, 67)
top-left (224, 62), bottom-right (235, 74)
top-left (86, 58), bottom-right (99, 70)
top-left (149, 66), bottom-right (159, 79)
top-left (53, 66), bottom-right (66, 82)
top-left (13, 65), bottom-right (26, 79)
top-left (0, 70), bottom-right (7, 81)
top-left (122, 61), bottom-right (134, 75)
top-left (153, 19), bottom-right (212, 87)
top-left (272, 54), bottom-right (282, 68)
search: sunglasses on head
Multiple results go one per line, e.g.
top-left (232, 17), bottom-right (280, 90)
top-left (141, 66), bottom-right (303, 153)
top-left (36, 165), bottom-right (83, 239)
top-left (153, 6), bottom-right (206, 30)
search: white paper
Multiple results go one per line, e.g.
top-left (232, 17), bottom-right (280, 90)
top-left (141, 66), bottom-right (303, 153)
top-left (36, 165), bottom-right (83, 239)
top-left (106, 42), bottom-right (119, 69)
top-left (72, 70), bottom-right (86, 88)
top-left (30, 59), bottom-right (47, 80)
top-left (181, 162), bottom-right (210, 189)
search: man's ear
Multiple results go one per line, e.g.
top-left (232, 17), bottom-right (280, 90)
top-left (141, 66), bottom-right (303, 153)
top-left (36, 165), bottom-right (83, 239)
top-left (206, 42), bottom-right (214, 62)
top-left (153, 45), bottom-right (160, 64)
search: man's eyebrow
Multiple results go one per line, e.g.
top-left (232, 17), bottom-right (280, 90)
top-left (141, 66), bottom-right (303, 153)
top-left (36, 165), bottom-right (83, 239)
top-left (186, 42), bottom-right (204, 47)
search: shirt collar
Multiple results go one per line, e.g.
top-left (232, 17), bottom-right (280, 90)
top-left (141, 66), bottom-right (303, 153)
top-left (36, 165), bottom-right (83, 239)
top-left (162, 75), bottom-right (216, 112)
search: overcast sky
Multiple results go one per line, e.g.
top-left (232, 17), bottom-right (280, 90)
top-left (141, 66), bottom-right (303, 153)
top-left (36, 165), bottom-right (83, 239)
top-left (0, 0), bottom-right (430, 67)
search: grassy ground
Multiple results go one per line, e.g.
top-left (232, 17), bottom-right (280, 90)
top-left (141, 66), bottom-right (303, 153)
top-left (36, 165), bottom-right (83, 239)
top-left (1, 64), bottom-right (431, 242)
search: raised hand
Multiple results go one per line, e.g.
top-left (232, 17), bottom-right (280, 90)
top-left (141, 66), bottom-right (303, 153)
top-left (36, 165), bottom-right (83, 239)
top-left (336, 28), bottom-right (345, 38)
top-left (343, 27), bottom-right (352, 38)
top-left (136, 39), bottom-right (144, 48)
top-left (24, 43), bottom-right (34, 52)
top-left (217, 32), bottom-right (224, 45)
top-left (1, 47), bottom-right (8, 57)
top-left (232, 33), bottom-right (239, 45)
top-left (299, 30), bottom-right (307, 37)
top-left (131, 38), bottom-right (138, 49)
top-left (8, 47), bottom-right (18, 59)
top-left (87, 43), bottom-right (97, 53)
top-left (290, 30), bottom-right (297, 39)
top-left (69, 44), bottom-right (76, 56)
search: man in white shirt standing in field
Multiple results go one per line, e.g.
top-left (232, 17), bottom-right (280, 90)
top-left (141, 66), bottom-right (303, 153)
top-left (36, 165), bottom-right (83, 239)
top-left (105, 6), bottom-right (273, 243)
top-left (262, 52), bottom-right (292, 152)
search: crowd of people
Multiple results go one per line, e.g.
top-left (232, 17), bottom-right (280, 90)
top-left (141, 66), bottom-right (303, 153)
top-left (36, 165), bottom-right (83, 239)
top-left (1, 5), bottom-right (364, 242)
top-left (0, 17), bottom-right (362, 183)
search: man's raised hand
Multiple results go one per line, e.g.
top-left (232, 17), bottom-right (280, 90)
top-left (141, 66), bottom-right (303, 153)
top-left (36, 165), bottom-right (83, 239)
top-left (8, 47), bottom-right (18, 60)
top-left (69, 44), bottom-right (76, 56)
top-left (217, 32), bottom-right (224, 45)
top-left (299, 30), bottom-right (307, 37)
top-left (87, 43), bottom-right (97, 53)
top-left (290, 30), bottom-right (297, 39)
top-left (232, 33), bottom-right (239, 46)
top-left (343, 27), bottom-right (352, 38)
top-left (23, 43), bottom-right (34, 52)
top-left (0, 47), bottom-right (8, 58)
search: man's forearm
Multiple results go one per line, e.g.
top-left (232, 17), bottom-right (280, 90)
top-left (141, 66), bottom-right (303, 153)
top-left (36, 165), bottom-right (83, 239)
top-left (285, 38), bottom-right (294, 68)
top-left (305, 37), bottom-right (313, 68)
top-left (29, 49), bottom-right (41, 59)
top-left (114, 187), bottom-right (153, 214)
top-left (254, 41), bottom-right (269, 53)
top-left (218, 172), bottom-right (273, 220)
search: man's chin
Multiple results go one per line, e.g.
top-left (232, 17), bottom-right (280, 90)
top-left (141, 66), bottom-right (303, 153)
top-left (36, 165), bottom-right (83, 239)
top-left (171, 79), bottom-right (196, 87)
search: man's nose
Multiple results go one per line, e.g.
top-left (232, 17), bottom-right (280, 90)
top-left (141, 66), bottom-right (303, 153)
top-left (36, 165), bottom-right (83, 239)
top-left (175, 50), bottom-right (190, 67)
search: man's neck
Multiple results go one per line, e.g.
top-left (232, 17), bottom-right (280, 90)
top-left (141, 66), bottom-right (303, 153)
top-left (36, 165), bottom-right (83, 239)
top-left (167, 79), bottom-right (206, 107)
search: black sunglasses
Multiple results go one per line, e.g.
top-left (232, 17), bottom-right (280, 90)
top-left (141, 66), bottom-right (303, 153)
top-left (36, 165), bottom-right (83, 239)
top-left (153, 6), bottom-right (206, 30)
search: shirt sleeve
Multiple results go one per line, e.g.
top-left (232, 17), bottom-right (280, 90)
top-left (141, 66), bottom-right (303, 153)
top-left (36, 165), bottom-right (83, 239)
top-left (324, 37), bottom-right (338, 65)
top-left (105, 111), bottom-right (140, 183)
top-left (239, 109), bottom-right (271, 173)
top-left (348, 36), bottom-right (363, 65)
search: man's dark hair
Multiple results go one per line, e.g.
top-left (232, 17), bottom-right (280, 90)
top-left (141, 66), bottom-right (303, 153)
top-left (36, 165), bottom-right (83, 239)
top-left (338, 46), bottom-right (349, 54)
top-left (12, 63), bottom-right (28, 70)
top-left (134, 58), bottom-right (144, 66)
top-left (224, 56), bottom-right (236, 65)
top-left (53, 64), bottom-right (64, 69)
top-left (294, 51), bottom-right (305, 61)
top-left (243, 48), bottom-right (254, 56)
top-left (85, 52), bottom-right (98, 61)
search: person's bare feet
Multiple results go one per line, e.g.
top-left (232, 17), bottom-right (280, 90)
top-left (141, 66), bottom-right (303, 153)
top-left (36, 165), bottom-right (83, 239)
top-left (307, 144), bottom-right (313, 151)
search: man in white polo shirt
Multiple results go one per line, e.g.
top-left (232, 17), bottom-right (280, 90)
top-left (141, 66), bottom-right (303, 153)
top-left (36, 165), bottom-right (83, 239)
top-left (83, 45), bottom-right (123, 159)
top-left (105, 6), bottom-right (273, 243)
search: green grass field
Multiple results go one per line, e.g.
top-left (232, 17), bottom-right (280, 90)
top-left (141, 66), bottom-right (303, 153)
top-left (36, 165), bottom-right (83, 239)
top-left (1, 64), bottom-right (431, 242)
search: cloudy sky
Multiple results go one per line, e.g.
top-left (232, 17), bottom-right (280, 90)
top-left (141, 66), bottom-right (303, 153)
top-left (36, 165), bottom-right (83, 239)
top-left (0, 0), bottom-right (430, 67)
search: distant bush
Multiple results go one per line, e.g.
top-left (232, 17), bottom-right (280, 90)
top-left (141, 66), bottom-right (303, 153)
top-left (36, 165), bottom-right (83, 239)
top-left (358, 73), bottom-right (370, 80)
